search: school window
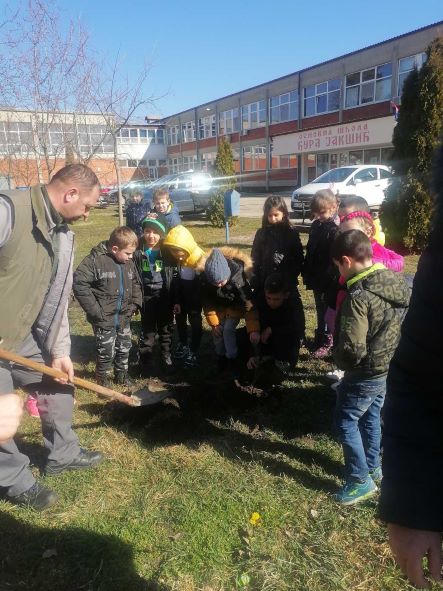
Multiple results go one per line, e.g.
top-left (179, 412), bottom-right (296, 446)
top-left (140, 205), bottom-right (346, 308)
top-left (167, 125), bottom-right (180, 145)
top-left (345, 63), bottom-right (392, 108)
top-left (168, 157), bottom-right (179, 173)
top-left (269, 91), bottom-right (298, 123)
top-left (241, 100), bottom-right (266, 130)
top-left (219, 108), bottom-right (240, 135)
top-left (139, 129), bottom-right (148, 143)
top-left (200, 152), bottom-right (216, 171)
top-left (271, 153), bottom-right (298, 169)
top-left (181, 121), bottom-right (196, 143)
top-left (242, 144), bottom-right (267, 171)
top-left (138, 159), bottom-right (147, 167)
top-left (398, 52), bottom-right (427, 96)
top-left (148, 159), bottom-right (157, 167)
top-left (198, 114), bottom-right (216, 139)
top-left (303, 79), bottom-right (340, 117)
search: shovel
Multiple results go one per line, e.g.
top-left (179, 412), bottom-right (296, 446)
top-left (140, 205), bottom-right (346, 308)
top-left (0, 347), bottom-right (171, 407)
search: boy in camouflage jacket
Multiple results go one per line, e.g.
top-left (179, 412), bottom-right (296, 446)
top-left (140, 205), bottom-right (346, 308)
top-left (330, 229), bottom-right (409, 506)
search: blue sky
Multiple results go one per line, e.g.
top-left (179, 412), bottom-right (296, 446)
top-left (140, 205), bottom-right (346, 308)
top-left (57, 1), bottom-right (442, 117)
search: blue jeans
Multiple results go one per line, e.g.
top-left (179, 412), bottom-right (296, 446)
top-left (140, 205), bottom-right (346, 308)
top-left (335, 374), bottom-right (386, 483)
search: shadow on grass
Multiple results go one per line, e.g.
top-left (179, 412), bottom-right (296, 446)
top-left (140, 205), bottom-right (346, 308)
top-left (70, 334), bottom-right (96, 365)
top-left (81, 377), bottom-right (341, 494)
top-left (0, 512), bottom-right (149, 591)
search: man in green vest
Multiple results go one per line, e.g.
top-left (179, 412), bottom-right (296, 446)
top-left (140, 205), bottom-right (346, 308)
top-left (0, 163), bottom-right (104, 510)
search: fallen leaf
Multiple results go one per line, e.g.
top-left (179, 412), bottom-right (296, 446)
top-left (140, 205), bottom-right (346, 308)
top-left (310, 509), bottom-right (319, 519)
top-left (168, 533), bottom-right (182, 541)
top-left (42, 548), bottom-right (57, 559)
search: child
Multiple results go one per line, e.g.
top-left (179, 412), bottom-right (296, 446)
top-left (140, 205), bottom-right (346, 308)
top-left (133, 217), bottom-right (178, 375)
top-left (331, 229), bottom-right (409, 505)
top-left (125, 192), bottom-right (148, 236)
top-left (338, 195), bottom-right (386, 248)
top-left (73, 226), bottom-right (142, 387)
top-left (198, 247), bottom-right (258, 375)
top-left (149, 187), bottom-right (181, 229)
top-left (251, 195), bottom-right (304, 295)
top-left (162, 225), bottom-right (205, 367)
top-left (247, 272), bottom-right (304, 374)
top-left (302, 189), bottom-right (339, 358)
top-left (339, 211), bottom-right (404, 272)
top-left (162, 224), bottom-right (205, 268)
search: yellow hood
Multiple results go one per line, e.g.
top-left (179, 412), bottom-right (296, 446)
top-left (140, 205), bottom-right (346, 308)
top-left (163, 225), bottom-right (205, 268)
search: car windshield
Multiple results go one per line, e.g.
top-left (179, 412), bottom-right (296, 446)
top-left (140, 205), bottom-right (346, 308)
top-left (148, 174), bottom-right (177, 187)
top-left (313, 167), bottom-right (356, 183)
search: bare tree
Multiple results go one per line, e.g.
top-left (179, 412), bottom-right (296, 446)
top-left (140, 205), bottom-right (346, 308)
top-left (0, 0), bottom-right (100, 181)
top-left (88, 53), bottom-right (156, 224)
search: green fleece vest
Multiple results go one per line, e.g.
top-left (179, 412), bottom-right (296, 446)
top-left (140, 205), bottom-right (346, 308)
top-left (0, 186), bottom-right (54, 352)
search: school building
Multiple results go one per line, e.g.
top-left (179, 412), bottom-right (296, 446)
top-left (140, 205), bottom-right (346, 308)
top-left (161, 21), bottom-right (443, 190)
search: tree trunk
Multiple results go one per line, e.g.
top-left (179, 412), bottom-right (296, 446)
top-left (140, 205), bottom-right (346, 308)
top-left (114, 135), bottom-right (124, 226)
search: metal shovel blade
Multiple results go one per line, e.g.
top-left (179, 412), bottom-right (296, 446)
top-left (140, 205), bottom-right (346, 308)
top-left (128, 380), bottom-right (172, 406)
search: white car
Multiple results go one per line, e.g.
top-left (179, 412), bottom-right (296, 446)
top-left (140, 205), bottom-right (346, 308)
top-left (291, 165), bottom-right (393, 221)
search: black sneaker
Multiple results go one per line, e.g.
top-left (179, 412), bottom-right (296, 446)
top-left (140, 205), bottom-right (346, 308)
top-left (46, 449), bottom-right (104, 475)
top-left (114, 371), bottom-right (134, 388)
top-left (9, 481), bottom-right (58, 511)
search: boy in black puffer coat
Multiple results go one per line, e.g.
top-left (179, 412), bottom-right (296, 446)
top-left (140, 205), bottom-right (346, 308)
top-left (73, 226), bottom-right (142, 387)
top-left (133, 216), bottom-right (179, 375)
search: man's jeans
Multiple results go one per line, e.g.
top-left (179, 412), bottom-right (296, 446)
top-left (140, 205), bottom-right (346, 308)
top-left (335, 374), bottom-right (386, 483)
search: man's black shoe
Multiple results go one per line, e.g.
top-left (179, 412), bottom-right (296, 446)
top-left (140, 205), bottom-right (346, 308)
top-left (46, 449), bottom-right (104, 475)
top-left (9, 481), bottom-right (58, 511)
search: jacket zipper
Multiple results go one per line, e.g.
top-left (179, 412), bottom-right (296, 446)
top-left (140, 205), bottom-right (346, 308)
top-left (115, 265), bottom-right (124, 328)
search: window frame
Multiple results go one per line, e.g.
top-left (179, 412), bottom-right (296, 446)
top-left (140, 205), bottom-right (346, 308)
top-left (345, 62), bottom-right (392, 108)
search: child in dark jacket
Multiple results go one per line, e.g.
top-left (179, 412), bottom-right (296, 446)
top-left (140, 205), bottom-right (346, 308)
top-left (303, 189), bottom-right (339, 358)
top-left (149, 187), bottom-right (181, 229)
top-left (331, 229), bottom-right (410, 506)
top-left (73, 226), bottom-right (142, 387)
top-left (125, 192), bottom-right (148, 236)
top-left (198, 247), bottom-right (259, 374)
top-left (248, 273), bottom-right (305, 373)
top-left (251, 195), bottom-right (304, 295)
top-left (133, 216), bottom-right (178, 375)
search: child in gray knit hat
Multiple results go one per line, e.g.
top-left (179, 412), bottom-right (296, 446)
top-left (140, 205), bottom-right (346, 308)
top-left (199, 247), bottom-right (259, 377)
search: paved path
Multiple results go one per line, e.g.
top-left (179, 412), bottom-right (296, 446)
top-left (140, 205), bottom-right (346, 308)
top-left (239, 193), bottom-right (312, 228)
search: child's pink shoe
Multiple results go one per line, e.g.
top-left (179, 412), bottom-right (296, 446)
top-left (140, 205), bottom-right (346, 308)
top-left (25, 395), bottom-right (40, 418)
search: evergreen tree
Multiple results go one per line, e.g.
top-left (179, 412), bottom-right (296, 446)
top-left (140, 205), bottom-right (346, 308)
top-left (207, 138), bottom-right (238, 228)
top-left (381, 37), bottom-right (443, 251)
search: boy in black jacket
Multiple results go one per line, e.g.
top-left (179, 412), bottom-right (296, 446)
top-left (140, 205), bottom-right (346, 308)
top-left (133, 216), bottom-right (178, 375)
top-left (248, 273), bottom-right (305, 374)
top-left (73, 226), bottom-right (142, 387)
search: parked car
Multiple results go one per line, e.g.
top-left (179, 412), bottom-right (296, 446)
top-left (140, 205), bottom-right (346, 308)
top-left (107, 179), bottom-right (153, 204)
top-left (291, 165), bottom-right (393, 222)
top-left (142, 171), bottom-right (215, 214)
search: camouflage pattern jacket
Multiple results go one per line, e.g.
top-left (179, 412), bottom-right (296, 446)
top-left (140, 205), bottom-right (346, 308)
top-left (333, 263), bottom-right (410, 379)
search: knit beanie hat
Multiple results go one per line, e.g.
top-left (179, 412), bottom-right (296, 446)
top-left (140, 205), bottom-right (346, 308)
top-left (141, 216), bottom-right (166, 238)
top-left (205, 248), bottom-right (231, 284)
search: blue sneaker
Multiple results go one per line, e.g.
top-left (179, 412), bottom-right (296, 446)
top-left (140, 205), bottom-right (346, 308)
top-left (333, 477), bottom-right (377, 506)
top-left (369, 466), bottom-right (383, 483)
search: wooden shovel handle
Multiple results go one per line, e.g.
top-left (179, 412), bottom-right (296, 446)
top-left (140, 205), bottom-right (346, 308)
top-left (0, 347), bottom-right (138, 407)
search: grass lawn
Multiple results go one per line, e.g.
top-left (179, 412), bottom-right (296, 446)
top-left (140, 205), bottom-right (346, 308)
top-left (0, 207), bottom-right (419, 591)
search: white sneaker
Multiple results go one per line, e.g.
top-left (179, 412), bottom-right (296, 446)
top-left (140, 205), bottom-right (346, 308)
top-left (324, 369), bottom-right (344, 383)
